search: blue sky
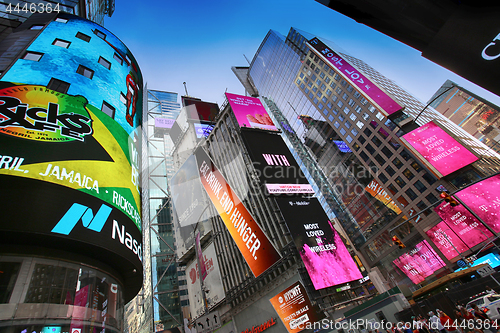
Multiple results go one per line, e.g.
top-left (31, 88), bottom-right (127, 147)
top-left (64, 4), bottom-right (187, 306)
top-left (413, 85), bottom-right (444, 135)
top-left (105, 0), bottom-right (500, 108)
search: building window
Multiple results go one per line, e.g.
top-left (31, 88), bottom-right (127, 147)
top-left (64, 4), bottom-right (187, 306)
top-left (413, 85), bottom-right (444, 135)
top-left (387, 184), bottom-right (397, 195)
top-left (47, 78), bottom-right (70, 93)
top-left (371, 136), bottom-right (382, 146)
top-left (52, 39), bottom-right (70, 48)
top-left (381, 146), bottom-right (393, 158)
top-left (392, 158), bottom-right (403, 169)
top-left (346, 135), bottom-right (353, 143)
top-left (398, 196), bottom-right (409, 207)
top-left (395, 176), bottom-right (405, 188)
top-left (403, 168), bottom-right (414, 181)
top-left (417, 200), bottom-right (431, 216)
top-left (356, 121), bottom-right (364, 129)
top-left (378, 173), bottom-right (388, 183)
top-left (345, 121), bottom-right (351, 129)
top-left (365, 143), bottom-right (375, 154)
top-left (411, 161), bottom-right (423, 172)
top-left (30, 25), bottom-right (44, 30)
top-left (98, 56), bottom-right (111, 69)
top-left (358, 135), bottom-right (366, 144)
top-left (340, 128), bottom-right (347, 136)
top-left (359, 151), bottom-right (369, 162)
top-left (333, 120), bottom-right (339, 127)
top-left (351, 128), bottom-right (358, 136)
top-left (422, 172), bottom-right (436, 185)
top-left (76, 65), bottom-right (94, 79)
top-left (94, 29), bottom-right (106, 39)
top-left (385, 166), bottom-right (395, 176)
top-left (363, 128), bottom-right (371, 137)
top-left (414, 180), bottom-right (426, 193)
top-left (375, 154), bottom-right (385, 165)
top-left (426, 193), bottom-right (438, 204)
top-left (55, 17), bottom-right (68, 23)
top-left (22, 52), bottom-right (43, 62)
top-left (405, 188), bottom-right (418, 200)
top-left (76, 32), bottom-right (91, 42)
top-left (101, 101), bottom-right (115, 118)
top-left (113, 53), bottom-right (123, 65)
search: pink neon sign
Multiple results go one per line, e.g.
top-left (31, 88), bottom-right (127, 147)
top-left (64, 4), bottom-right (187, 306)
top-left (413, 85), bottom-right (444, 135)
top-left (401, 121), bottom-right (478, 177)
top-left (393, 240), bottom-right (446, 284)
top-left (426, 221), bottom-right (469, 260)
top-left (308, 38), bottom-right (403, 116)
top-left (225, 93), bottom-right (278, 131)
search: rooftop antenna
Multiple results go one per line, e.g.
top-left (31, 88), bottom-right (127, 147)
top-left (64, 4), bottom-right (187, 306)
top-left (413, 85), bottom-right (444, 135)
top-left (183, 82), bottom-right (189, 96)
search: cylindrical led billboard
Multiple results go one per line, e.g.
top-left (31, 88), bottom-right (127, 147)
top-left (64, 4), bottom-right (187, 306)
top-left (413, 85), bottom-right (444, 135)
top-left (0, 13), bottom-right (143, 300)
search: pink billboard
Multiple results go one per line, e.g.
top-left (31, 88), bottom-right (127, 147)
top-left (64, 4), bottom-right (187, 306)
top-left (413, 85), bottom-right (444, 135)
top-left (225, 92), bottom-right (278, 131)
top-left (308, 37), bottom-right (403, 116)
top-left (276, 197), bottom-right (362, 290)
top-left (455, 174), bottom-right (500, 233)
top-left (434, 201), bottom-right (492, 248)
top-left (426, 221), bottom-right (469, 260)
top-left (401, 121), bottom-right (478, 178)
top-left (393, 240), bottom-right (446, 284)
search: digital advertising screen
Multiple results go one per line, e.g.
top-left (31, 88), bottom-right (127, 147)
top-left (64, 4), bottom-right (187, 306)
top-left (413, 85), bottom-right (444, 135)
top-left (401, 121), bottom-right (478, 178)
top-left (454, 174), bottom-right (500, 233)
top-left (393, 240), bottom-right (446, 284)
top-left (426, 221), bottom-right (469, 260)
top-left (269, 281), bottom-right (326, 333)
top-left (364, 179), bottom-right (402, 214)
top-left (308, 37), bottom-right (403, 117)
top-left (225, 93), bottom-right (278, 131)
top-left (194, 147), bottom-right (281, 277)
top-left (194, 123), bottom-right (214, 139)
top-left (155, 118), bottom-right (175, 129)
top-left (333, 140), bottom-right (352, 153)
top-left (434, 201), bottom-right (492, 248)
top-left (240, 130), bottom-right (314, 195)
top-left (275, 197), bottom-right (363, 290)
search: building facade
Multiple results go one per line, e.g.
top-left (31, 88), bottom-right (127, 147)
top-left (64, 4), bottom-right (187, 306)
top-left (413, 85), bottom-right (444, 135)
top-left (0, 12), bottom-right (143, 332)
top-left (235, 28), bottom-right (500, 296)
top-left (429, 80), bottom-right (500, 154)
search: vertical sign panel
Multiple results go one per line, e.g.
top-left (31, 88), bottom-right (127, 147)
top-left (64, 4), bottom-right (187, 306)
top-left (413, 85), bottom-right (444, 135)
top-left (425, 221), bottom-right (469, 260)
top-left (194, 147), bottom-right (281, 277)
top-left (275, 197), bottom-right (362, 290)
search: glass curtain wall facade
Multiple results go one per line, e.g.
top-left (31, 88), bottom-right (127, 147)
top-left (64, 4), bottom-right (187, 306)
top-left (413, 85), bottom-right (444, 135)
top-left (145, 89), bottom-right (183, 331)
top-left (242, 28), bottom-right (500, 292)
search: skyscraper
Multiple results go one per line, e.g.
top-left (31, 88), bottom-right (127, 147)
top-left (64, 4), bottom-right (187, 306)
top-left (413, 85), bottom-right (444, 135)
top-left (234, 27), bottom-right (500, 296)
top-left (429, 80), bottom-right (500, 154)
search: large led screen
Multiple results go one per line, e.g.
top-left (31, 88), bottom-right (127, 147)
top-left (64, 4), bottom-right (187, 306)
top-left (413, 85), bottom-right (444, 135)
top-left (365, 179), bottom-right (402, 214)
top-left (454, 174), bottom-right (500, 233)
top-left (393, 240), bottom-right (446, 284)
top-left (426, 221), bottom-right (469, 260)
top-left (241, 130), bottom-right (314, 195)
top-left (401, 121), bottom-right (478, 178)
top-left (269, 281), bottom-right (326, 333)
top-left (275, 197), bottom-right (362, 290)
top-left (434, 201), bottom-right (492, 248)
top-left (225, 93), bottom-right (278, 131)
top-left (182, 96), bottom-right (219, 122)
top-left (194, 147), bottom-right (281, 277)
top-left (308, 38), bottom-right (403, 117)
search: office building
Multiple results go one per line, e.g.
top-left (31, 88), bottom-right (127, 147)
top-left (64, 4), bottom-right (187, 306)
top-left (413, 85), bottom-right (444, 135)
top-left (0, 0), bottom-right (114, 42)
top-left (234, 27), bottom-right (500, 295)
top-left (0, 12), bottom-right (143, 332)
top-left (429, 80), bottom-right (500, 154)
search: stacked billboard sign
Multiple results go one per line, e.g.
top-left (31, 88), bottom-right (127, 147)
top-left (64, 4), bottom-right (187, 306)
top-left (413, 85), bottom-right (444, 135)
top-left (276, 197), bottom-right (362, 290)
top-left (269, 281), bottom-right (326, 333)
top-left (400, 121), bottom-right (479, 178)
top-left (194, 147), bottom-right (281, 277)
top-left (393, 240), bottom-right (446, 284)
top-left (241, 130), bottom-right (314, 195)
top-left (308, 37), bottom-right (403, 117)
top-left (426, 174), bottom-right (500, 260)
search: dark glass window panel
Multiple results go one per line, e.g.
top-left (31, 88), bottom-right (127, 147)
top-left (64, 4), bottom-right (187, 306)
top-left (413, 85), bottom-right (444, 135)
top-left (385, 166), bottom-right (395, 176)
top-left (403, 168), bottom-right (414, 181)
top-left (395, 176), bottom-right (405, 188)
top-left (414, 180), bottom-right (426, 193)
top-left (405, 188), bottom-right (418, 200)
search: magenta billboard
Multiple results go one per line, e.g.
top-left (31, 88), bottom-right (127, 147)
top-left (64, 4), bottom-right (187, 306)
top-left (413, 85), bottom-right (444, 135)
top-left (225, 93), bottom-right (278, 131)
top-left (454, 174), bottom-right (500, 233)
top-left (401, 121), bottom-right (478, 178)
top-left (434, 201), bottom-right (493, 248)
top-left (275, 197), bottom-right (362, 290)
top-left (308, 38), bottom-right (403, 117)
top-left (393, 240), bottom-right (446, 284)
top-left (426, 221), bottom-right (469, 260)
